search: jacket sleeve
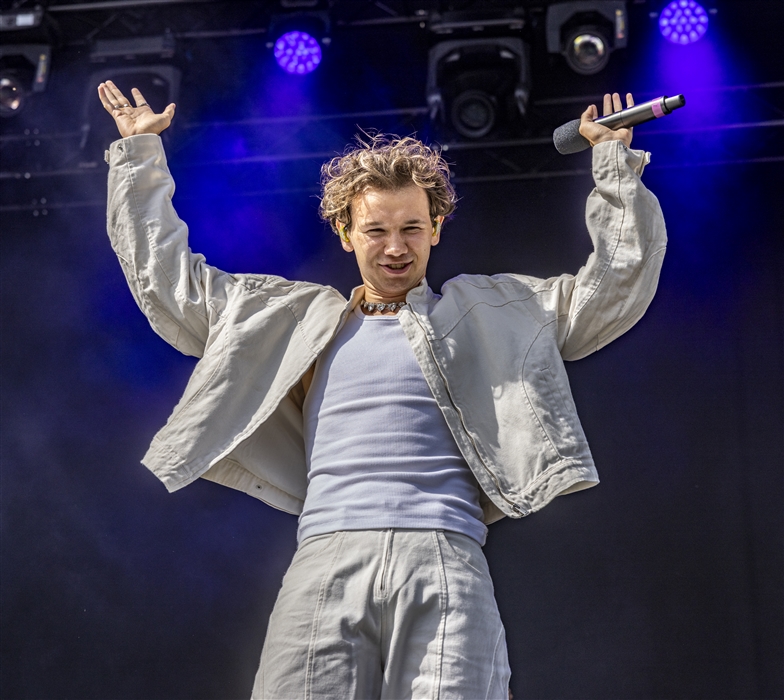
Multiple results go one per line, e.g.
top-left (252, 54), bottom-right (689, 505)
top-left (552, 139), bottom-right (667, 361)
top-left (106, 133), bottom-right (231, 358)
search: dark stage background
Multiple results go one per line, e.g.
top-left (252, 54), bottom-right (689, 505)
top-left (1, 1), bottom-right (782, 699)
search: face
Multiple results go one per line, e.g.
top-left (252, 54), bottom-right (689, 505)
top-left (340, 185), bottom-right (441, 303)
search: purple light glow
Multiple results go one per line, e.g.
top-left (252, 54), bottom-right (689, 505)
top-left (274, 31), bottom-right (322, 74)
top-left (659, 0), bottom-right (709, 45)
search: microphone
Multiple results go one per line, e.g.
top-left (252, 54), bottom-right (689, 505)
top-left (553, 94), bottom-right (686, 155)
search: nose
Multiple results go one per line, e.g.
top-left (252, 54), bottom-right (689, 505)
top-left (384, 230), bottom-right (408, 257)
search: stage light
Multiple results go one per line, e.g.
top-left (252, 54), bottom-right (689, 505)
top-left (266, 6), bottom-right (330, 76)
top-left (0, 44), bottom-right (51, 118)
top-left (564, 29), bottom-right (609, 75)
top-left (427, 38), bottom-right (531, 140)
top-left (274, 30), bottom-right (322, 74)
top-left (0, 73), bottom-right (24, 117)
top-left (546, 1), bottom-right (627, 75)
top-left (659, 0), bottom-right (709, 45)
top-left (0, 7), bottom-right (43, 31)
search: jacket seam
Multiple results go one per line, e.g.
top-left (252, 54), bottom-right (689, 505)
top-left (123, 143), bottom-right (210, 337)
top-left (158, 321), bottom-right (231, 430)
top-left (432, 296), bottom-right (542, 339)
top-left (573, 140), bottom-right (625, 320)
top-left (607, 245), bottom-right (667, 331)
top-left (520, 320), bottom-right (562, 460)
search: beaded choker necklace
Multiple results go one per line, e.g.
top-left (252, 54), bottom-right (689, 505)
top-left (360, 299), bottom-right (407, 314)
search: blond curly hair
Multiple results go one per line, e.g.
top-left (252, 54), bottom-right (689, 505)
top-left (319, 134), bottom-right (457, 235)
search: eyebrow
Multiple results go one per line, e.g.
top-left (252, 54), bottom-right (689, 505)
top-left (363, 218), bottom-right (428, 227)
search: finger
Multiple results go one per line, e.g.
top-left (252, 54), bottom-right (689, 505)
top-left (131, 87), bottom-right (151, 109)
top-left (97, 84), bottom-right (118, 113)
top-left (612, 92), bottom-right (623, 113)
top-left (162, 103), bottom-right (176, 121)
top-left (105, 80), bottom-right (131, 109)
top-left (602, 93), bottom-right (612, 117)
top-left (626, 92), bottom-right (634, 108)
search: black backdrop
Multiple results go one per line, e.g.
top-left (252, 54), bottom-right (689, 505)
top-left (1, 1), bottom-right (782, 698)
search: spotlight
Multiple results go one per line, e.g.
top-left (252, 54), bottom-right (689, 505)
top-left (0, 73), bottom-right (25, 117)
top-left (546, 1), bottom-right (627, 75)
top-left (274, 31), bottom-right (322, 74)
top-left (564, 28), bottom-right (610, 75)
top-left (427, 38), bottom-right (530, 140)
top-left (659, 0), bottom-right (709, 45)
top-left (266, 8), bottom-right (330, 76)
top-left (0, 44), bottom-right (51, 118)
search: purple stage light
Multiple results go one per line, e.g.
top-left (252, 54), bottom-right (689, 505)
top-left (659, 0), bottom-right (709, 45)
top-left (274, 31), bottom-right (322, 75)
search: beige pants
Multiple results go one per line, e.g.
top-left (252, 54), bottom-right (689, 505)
top-left (252, 529), bottom-right (511, 700)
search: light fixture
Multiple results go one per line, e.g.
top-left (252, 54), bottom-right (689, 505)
top-left (546, 1), bottom-right (628, 75)
top-left (0, 73), bottom-right (24, 117)
top-left (274, 30), bottom-right (322, 74)
top-left (0, 7), bottom-right (44, 31)
top-left (0, 44), bottom-right (51, 118)
top-left (659, 0), bottom-right (709, 45)
top-left (427, 38), bottom-right (530, 140)
top-left (266, 6), bottom-right (330, 76)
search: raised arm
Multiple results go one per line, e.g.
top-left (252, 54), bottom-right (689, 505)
top-left (102, 81), bottom-right (229, 358)
top-left (551, 93), bottom-right (667, 360)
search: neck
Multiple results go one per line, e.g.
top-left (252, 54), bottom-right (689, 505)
top-left (361, 278), bottom-right (423, 307)
top-left (362, 291), bottom-right (407, 305)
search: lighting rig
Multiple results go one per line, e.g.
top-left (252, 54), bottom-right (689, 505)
top-left (1, 0), bottom-right (781, 215)
top-left (426, 8), bottom-right (530, 141)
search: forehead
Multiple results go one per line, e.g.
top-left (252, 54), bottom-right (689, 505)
top-left (351, 185), bottom-right (430, 222)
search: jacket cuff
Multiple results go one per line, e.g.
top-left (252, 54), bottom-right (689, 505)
top-left (592, 139), bottom-right (651, 177)
top-left (105, 132), bottom-right (164, 168)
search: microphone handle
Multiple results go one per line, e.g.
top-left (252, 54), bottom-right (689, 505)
top-left (552, 94), bottom-right (686, 155)
top-left (595, 95), bottom-right (686, 130)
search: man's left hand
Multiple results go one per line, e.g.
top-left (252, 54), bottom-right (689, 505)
top-left (579, 92), bottom-right (634, 149)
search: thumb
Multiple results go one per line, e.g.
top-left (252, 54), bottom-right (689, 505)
top-left (581, 104), bottom-right (597, 122)
top-left (163, 103), bottom-right (176, 121)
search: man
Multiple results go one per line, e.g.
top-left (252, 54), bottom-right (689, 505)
top-left (98, 80), bottom-right (666, 699)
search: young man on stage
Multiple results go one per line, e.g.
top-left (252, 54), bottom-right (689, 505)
top-left (99, 80), bottom-right (665, 699)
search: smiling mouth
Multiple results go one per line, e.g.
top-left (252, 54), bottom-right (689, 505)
top-left (383, 262), bottom-right (411, 270)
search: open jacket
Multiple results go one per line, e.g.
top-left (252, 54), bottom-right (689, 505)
top-left (106, 134), bottom-right (666, 525)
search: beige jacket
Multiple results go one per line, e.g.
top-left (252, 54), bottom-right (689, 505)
top-left (106, 134), bottom-right (666, 524)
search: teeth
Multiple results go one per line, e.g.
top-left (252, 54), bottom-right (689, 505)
top-left (387, 263), bottom-right (407, 269)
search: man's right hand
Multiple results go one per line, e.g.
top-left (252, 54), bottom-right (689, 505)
top-left (98, 80), bottom-right (175, 138)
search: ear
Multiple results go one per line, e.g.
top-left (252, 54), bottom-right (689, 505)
top-left (337, 221), bottom-right (353, 251)
top-left (431, 216), bottom-right (444, 246)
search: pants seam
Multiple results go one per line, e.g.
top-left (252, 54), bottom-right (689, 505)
top-left (304, 531), bottom-right (345, 700)
top-left (484, 625), bottom-right (505, 700)
top-left (432, 531), bottom-right (449, 700)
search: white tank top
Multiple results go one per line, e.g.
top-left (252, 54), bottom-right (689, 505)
top-left (298, 305), bottom-right (487, 545)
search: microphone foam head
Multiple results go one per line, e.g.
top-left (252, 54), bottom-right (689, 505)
top-left (553, 119), bottom-right (590, 155)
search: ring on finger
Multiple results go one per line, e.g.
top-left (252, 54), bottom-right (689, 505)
top-left (138, 102), bottom-right (149, 107)
top-left (122, 103), bottom-right (130, 107)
